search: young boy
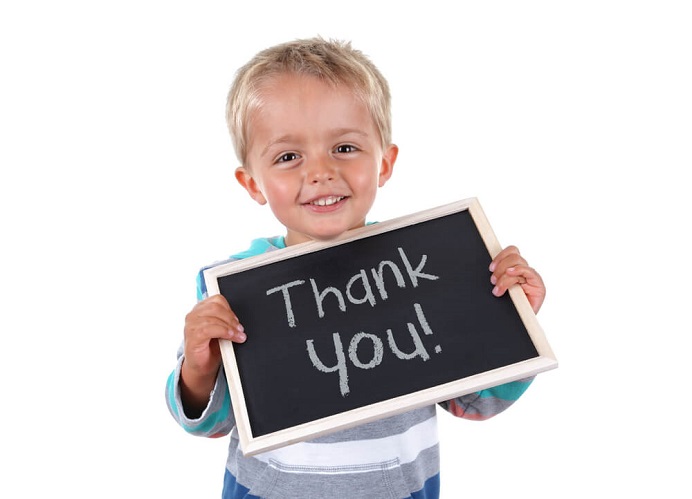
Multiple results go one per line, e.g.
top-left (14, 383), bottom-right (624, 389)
top-left (166, 37), bottom-right (546, 499)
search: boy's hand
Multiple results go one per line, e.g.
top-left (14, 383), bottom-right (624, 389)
top-left (180, 295), bottom-right (246, 416)
top-left (183, 294), bottom-right (246, 374)
top-left (489, 245), bottom-right (545, 314)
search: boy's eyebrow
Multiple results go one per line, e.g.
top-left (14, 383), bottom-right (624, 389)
top-left (261, 129), bottom-right (370, 157)
top-left (332, 128), bottom-right (370, 139)
top-left (261, 135), bottom-right (296, 158)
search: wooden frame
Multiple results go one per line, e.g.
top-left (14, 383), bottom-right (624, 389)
top-left (204, 197), bottom-right (557, 456)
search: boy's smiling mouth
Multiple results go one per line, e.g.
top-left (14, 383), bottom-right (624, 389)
top-left (307, 195), bottom-right (347, 207)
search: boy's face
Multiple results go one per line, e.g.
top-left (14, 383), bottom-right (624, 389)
top-left (236, 74), bottom-right (398, 246)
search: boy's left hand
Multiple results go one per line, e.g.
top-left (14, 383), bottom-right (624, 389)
top-left (489, 245), bottom-right (545, 314)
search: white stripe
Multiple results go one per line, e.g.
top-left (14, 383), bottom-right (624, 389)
top-left (253, 415), bottom-right (439, 472)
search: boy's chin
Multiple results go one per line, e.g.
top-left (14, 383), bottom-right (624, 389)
top-left (287, 226), bottom-right (360, 246)
top-left (315, 223), bottom-right (367, 240)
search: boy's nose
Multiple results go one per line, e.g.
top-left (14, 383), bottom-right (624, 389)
top-left (307, 159), bottom-right (336, 183)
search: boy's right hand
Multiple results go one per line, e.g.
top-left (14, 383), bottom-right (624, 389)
top-left (180, 295), bottom-right (246, 416)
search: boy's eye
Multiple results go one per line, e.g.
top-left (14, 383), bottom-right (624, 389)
top-left (277, 152), bottom-right (299, 163)
top-left (335, 144), bottom-right (358, 154)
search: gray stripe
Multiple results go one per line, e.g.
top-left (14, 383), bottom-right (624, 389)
top-left (230, 437), bottom-right (439, 499)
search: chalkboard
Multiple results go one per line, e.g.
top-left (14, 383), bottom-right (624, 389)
top-left (204, 198), bottom-right (557, 456)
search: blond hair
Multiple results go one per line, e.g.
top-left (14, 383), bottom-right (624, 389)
top-left (226, 37), bottom-right (392, 165)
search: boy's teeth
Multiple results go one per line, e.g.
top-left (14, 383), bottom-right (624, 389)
top-left (311, 196), bottom-right (344, 206)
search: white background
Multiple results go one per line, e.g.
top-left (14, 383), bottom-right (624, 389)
top-left (1, 1), bottom-right (690, 497)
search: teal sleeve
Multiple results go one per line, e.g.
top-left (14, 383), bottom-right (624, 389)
top-left (439, 377), bottom-right (534, 421)
top-left (165, 354), bottom-right (235, 438)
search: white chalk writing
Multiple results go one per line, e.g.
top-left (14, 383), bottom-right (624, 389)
top-left (305, 303), bottom-right (440, 397)
top-left (268, 247), bottom-right (439, 328)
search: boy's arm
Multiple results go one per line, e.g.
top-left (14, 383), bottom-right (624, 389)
top-left (165, 347), bottom-right (236, 438)
top-left (165, 271), bottom-right (245, 438)
top-left (180, 361), bottom-right (219, 418)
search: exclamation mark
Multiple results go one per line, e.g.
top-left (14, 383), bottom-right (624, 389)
top-left (414, 303), bottom-right (442, 354)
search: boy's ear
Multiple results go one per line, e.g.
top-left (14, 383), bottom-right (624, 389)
top-left (378, 144), bottom-right (398, 187)
top-left (235, 166), bottom-right (267, 205)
